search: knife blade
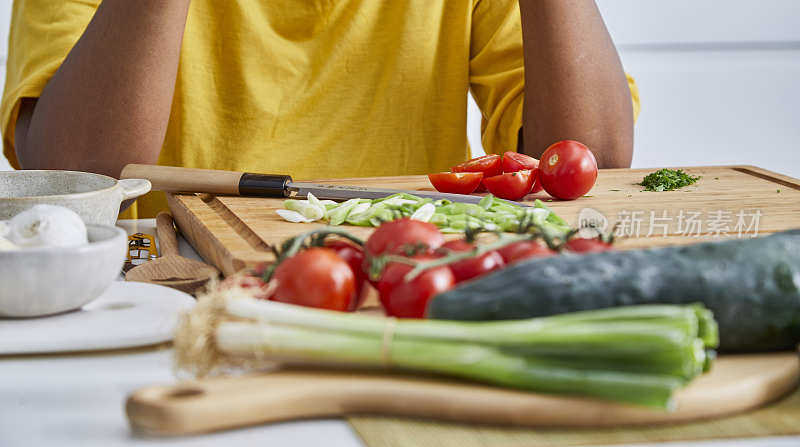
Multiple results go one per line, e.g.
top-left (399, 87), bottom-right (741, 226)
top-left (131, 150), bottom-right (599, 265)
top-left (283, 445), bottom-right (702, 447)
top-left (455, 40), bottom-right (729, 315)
top-left (121, 164), bottom-right (489, 205)
top-left (286, 181), bottom-right (485, 204)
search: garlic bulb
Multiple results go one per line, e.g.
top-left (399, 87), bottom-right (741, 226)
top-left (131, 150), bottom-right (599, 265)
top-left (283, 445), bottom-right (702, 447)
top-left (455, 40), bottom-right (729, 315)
top-left (0, 221), bottom-right (18, 251)
top-left (7, 205), bottom-right (88, 248)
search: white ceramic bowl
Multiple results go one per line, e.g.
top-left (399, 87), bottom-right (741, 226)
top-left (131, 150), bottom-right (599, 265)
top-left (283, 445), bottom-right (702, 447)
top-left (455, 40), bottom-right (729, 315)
top-left (0, 170), bottom-right (151, 225)
top-left (0, 224), bottom-right (128, 317)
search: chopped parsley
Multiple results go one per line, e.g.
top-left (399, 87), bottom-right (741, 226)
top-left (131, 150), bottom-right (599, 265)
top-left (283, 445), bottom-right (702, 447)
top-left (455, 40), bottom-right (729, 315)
top-left (639, 169), bottom-right (700, 192)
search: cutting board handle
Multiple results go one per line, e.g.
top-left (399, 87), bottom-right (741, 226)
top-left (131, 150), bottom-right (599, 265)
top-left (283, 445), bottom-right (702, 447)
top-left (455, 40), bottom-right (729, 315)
top-left (126, 372), bottom-right (374, 435)
top-left (125, 353), bottom-right (800, 436)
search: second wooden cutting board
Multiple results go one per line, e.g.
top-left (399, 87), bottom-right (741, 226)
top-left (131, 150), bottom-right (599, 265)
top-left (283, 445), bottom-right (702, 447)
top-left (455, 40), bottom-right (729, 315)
top-left (127, 352), bottom-right (799, 435)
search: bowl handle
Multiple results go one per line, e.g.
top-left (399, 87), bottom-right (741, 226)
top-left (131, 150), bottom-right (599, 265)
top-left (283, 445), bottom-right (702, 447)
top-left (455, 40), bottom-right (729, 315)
top-left (119, 179), bottom-right (152, 200)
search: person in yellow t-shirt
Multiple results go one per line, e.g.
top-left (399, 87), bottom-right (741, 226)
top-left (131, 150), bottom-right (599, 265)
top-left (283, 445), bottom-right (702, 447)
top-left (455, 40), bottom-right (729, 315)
top-left (1, 0), bottom-right (639, 218)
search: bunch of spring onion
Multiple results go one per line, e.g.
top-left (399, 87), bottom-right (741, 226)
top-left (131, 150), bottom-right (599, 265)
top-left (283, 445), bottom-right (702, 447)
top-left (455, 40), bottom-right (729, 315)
top-left (276, 192), bottom-right (571, 237)
top-left (174, 287), bottom-right (718, 409)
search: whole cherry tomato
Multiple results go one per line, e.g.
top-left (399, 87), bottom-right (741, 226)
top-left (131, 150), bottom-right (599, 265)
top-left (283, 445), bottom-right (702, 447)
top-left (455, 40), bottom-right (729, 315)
top-left (377, 255), bottom-right (455, 318)
top-left (365, 218), bottom-right (445, 257)
top-left (497, 240), bottom-right (556, 264)
top-left (482, 170), bottom-right (535, 201)
top-left (502, 151), bottom-right (539, 173)
top-left (440, 239), bottom-right (504, 283)
top-left (564, 237), bottom-right (613, 253)
top-left (427, 172), bottom-right (484, 195)
top-left (324, 239), bottom-right (370, 310)
top-left (272, 247), bottom-right (355, 311)
top-left (539, 140), bottom-right (598, 200)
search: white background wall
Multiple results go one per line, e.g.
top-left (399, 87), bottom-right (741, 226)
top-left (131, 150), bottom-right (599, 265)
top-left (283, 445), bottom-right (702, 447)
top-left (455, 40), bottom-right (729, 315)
top-left (1, 0), bottom-right (798, 177)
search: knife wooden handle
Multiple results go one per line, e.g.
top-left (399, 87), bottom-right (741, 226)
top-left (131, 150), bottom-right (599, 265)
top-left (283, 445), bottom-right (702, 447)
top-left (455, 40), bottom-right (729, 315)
top-left (121, 164), bottom-right (292, 197)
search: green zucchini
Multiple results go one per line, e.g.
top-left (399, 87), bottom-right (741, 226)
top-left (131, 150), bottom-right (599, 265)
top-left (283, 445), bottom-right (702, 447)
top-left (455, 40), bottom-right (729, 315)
top-left (428, 230), bottom-right (800, 352)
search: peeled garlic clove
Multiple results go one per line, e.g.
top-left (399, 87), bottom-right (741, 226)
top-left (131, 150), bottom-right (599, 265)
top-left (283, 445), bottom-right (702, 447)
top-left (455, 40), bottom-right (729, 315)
top-left (8, 204), bottom-right (88, 248)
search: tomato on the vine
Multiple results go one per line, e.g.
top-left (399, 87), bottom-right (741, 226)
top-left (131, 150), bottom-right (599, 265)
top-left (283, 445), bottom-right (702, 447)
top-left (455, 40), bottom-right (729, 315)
top-left (539, 140), bottom-right (598, 200)
top-left (324, 239), bottom-right (370, 310)
top-left (365, 218), bottom-right (445, 257)
top-left (564, 238), bottom-right (613, 254)
top-left (497, 240), bottom-right (556, 264)
top-left (483, 170), bottom-right (535, 201)
top-left (440, 239), bottom-right (504, 283)
top-left (377, 256), bottom-right (455, 318)
top-left (451, 154), bottom-right (502, 178)
top-left (272, 247), bottom-right (356, 311)
top-left (502, 151), bottom-right (539, 173)
top-left (428, 172), bottom-right (484, 195)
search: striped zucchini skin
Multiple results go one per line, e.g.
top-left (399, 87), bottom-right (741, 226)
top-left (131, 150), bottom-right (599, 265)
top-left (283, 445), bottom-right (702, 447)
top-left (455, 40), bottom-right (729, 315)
top-left (428, 230), bottom-right (800, 352)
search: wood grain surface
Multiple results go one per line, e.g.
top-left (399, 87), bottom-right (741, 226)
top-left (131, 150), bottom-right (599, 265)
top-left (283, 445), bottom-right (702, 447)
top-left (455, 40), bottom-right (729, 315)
top-left (167, 165), bottom-right (800, 276)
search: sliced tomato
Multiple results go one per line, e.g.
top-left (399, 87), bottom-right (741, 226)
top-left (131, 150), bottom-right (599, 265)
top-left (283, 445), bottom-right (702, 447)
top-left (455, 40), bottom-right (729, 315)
top-left (530, 168), bottom-right (544, 193)
top-left (497, 240), bottom-right (556, 264)
top-left (482, 170), bottom-right (535, 201)
top-left (440, 239), bottom-right (504, 283)
top-left (502, 152), bottom-right (539, 173)
top-left (428, 172), bottom-right (483, 195)
top-left (451, 154), bottom-right (503, 178)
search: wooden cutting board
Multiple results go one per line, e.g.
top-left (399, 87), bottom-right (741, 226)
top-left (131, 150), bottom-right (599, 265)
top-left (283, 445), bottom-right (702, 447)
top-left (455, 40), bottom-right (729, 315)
top-left (166, 165), bottom-right (800, 276)
top-left (144, 165), bottom-right (800, 433)
top-left (127, 352), bottom-right (799, 435)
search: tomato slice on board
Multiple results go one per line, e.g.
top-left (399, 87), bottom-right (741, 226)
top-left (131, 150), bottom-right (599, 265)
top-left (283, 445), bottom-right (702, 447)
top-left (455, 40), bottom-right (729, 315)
top-left (539, 140), bottom-right (598, 200)
top-left (451, 154), bottom-right (503, 178)
top-left (502, 152), bottom-right (539, 173)
top-left (427, 172), bottom-right (484, 195)
top-left (482, 170), bottom-right (535, 201)
top-left (530, 168), bottom-right (544, 193)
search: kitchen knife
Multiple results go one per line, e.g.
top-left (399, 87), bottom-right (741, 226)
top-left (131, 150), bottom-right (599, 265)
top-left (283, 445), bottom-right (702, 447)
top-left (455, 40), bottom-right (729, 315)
top-left (120, 164), bottom-right (487, 204)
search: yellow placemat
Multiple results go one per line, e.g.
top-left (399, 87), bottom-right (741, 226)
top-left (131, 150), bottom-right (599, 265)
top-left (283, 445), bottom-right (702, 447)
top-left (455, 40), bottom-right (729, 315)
top-left (349, 387), bottom-right (800, 447)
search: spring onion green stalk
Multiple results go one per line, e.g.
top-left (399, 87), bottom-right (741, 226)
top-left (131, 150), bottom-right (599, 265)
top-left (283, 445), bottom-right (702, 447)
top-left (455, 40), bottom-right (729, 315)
top-left (175, 288), bottom-right (718, 409)
top-left (276, 193), bottom-right (571, 238)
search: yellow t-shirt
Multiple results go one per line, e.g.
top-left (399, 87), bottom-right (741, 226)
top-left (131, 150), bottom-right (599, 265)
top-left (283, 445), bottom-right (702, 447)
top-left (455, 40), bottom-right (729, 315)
top-left (2, 0), bottom-right (640, 218)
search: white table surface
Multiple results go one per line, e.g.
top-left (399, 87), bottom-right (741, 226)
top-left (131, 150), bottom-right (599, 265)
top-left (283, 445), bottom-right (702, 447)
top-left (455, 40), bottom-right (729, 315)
top-left (1, 219), bottom-right (798, 447)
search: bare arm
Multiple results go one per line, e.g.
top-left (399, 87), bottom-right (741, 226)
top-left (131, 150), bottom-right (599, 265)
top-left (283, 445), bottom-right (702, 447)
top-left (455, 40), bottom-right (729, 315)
top-left (15, 0), bottom-right (191, 178)
top-left (518, 0), bottom-right (633, 168)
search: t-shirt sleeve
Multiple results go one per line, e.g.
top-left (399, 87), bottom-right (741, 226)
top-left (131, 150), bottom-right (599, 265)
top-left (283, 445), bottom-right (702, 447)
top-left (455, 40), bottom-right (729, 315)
top-left (1, 0), bottom-right (100, 169)
top-left (469, 0), bottom-right (641, 156)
